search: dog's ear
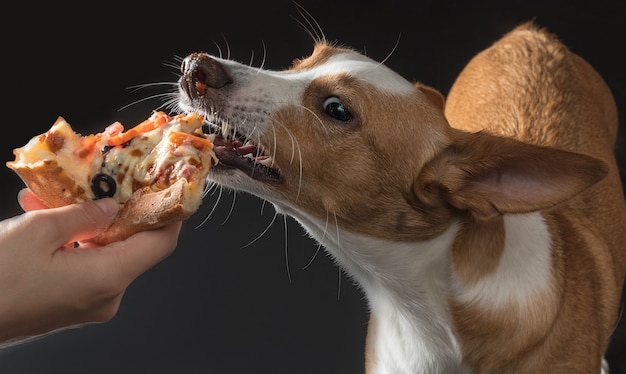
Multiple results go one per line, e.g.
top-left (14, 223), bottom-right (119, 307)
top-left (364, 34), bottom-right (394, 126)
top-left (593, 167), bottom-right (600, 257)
top-left (414, 131), bottom-right (608, 220)
top-left (416, 83), bottom-right (445, 111)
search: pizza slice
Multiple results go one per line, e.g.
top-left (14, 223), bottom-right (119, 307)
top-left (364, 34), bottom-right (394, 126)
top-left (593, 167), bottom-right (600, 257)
top-left (6, 111), bottom-right (216, 245)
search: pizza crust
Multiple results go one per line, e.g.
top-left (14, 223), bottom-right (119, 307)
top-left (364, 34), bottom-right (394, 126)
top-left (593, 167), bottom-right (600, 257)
top-left (91, 178), bottom-right (196, 245)
top-left (7, 159), bottom-right (90, 208)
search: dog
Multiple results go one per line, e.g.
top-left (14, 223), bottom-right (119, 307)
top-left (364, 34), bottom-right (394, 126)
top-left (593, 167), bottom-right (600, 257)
top-left (176, 22), bottom-right (626, 373)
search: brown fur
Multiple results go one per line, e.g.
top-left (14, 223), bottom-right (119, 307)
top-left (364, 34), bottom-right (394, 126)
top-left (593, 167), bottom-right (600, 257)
top-left (444, 22), bottom-right (626, 373)
top-left (262, 76), bottom-right (454, 242)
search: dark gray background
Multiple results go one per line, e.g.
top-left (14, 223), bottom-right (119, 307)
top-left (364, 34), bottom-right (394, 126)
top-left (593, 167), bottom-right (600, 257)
top-left (1, 1), bottom-right (624, 373)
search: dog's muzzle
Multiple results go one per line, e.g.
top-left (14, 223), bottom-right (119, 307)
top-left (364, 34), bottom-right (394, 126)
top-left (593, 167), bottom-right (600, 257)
top-left (180, 53), bottom-right (232, 99)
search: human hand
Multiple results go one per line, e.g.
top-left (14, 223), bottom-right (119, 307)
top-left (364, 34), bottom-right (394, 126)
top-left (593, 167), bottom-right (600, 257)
top-left (0, 189), bottom-right (181, 346)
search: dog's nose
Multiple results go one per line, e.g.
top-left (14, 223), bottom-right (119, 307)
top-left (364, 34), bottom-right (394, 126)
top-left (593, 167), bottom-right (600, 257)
top-left (180, 53), bottom-right (232, 98)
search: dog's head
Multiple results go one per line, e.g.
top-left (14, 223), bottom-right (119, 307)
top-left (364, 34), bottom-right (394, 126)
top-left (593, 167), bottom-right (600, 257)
top-left (177, 42), bottom-right (607, 243)
top-left (178, 43), bottom-right (456, 241)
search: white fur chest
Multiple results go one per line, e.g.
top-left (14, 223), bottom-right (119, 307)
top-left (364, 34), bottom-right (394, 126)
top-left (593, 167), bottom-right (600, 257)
top-left (285, 206), bottom-right (468, 373)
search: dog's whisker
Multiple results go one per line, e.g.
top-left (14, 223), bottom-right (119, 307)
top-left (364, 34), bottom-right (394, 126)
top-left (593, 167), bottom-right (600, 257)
top-left (303, 210), bottom-right (331, 270)
top-left (268, 122), bottom-right (278, 161)
top-left (299, 105), bottom-right (330, 136)
top-left (291, 16), bottom-right (316, 43)
top-left (211, 35), bottom-right (229, 60)
top-left (302, 243), bottom-right (322, 270)
top-left (290, 106), bottom-right (324, 200)
top-left (118, 92), bottom-right (175, 112)
top-left (162, 96), bottom-right (183, 113)
top-left (203, 181), bottom-right (219, 199)
top-left (258, 40), bottom-right (267, 71)
top-left (321, 209), bottom-right (331, 243)
top-left (336, 267), bottom-right (342, 301)
top-left (295, 145), bottom-right (303, 202)
top-left (283, 214), bottom-right (292, 283)
top-left (151, 93), bottom-right (180, 113)
top-left (127, 82), bottom-right (179, 92)
top-left (283, 130), bottom-right (304, 202)
top-left (248, 49), bottom-right (255, 68)
top-left (260, 199), bottom-right (268, 216)
top-left (270, 118), bottom-right (303, 200)
top-left (272, 122), bottom-right (286, 164)
top-left (379, 32), bottom-right (402, 66)
top-left (357, 34), bottom-right (402, 79)
top-left (170, 55), bottom-right (184, 64)
top-left (220, 188), bottom-right (238, 225)
top-left (330, 209), bottom-right (345, 301)
top-left (292, 1), bottom-right (326, 43)
top-left (241, 210), bottom-right (279, 249)
top-left (225, 39), bottom-right (232, 61)
top-left (163, 60), bottom-right (183, 71)
top-left (194, 184), bottom-right (224, 229)
top-left (270, 122), bottom-right (279, 170)
top-left (332, 209), bottom-right (341, 254)
top-left (288, 133), bottom-right (302, 201)
top-left (210, 40), bottom-right (222, 59)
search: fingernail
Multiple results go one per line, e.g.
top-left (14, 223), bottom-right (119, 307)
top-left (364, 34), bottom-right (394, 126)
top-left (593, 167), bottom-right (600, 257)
top-left (94, 198), bottom-right (119, 219)
top-left (17, 188), bottom-right (28, 200)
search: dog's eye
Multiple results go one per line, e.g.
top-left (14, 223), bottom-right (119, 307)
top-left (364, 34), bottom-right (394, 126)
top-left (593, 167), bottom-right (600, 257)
top-left (323, 97), bottom-right (353, 122)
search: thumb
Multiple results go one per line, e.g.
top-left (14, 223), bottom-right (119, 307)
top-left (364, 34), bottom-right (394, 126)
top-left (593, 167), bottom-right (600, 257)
top-left (42, 198), bottom-right (120, 246)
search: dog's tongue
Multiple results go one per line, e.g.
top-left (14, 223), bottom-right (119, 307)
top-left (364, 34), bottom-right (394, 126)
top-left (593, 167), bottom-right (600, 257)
top-left (209, 134), bottom-right (278, 181)
top-left (211, 136), bottom-right (258, 156)
top-left (212, 135), bottom-right (236, 148)
top-left (213, 144), bottom-right (243, 164)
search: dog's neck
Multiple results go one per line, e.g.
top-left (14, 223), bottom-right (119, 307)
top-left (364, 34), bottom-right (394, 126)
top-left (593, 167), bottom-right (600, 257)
top-left (282, 205), bottom-right (469, 373)
top-left (282, 204), bottom-right (556, 373)
top-left (353, 229), bottom-right (467, 374)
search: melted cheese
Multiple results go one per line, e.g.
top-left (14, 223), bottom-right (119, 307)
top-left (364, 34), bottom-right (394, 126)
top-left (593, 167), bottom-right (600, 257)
top-left (99, 112), bottom-right (214, 204)
top-left (9, 118), bottom-right (107, 200)
top-left (9, 112), bottom-right (214, 206)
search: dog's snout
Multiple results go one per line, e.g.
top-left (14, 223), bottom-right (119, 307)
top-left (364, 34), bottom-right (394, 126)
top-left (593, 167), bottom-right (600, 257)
top-left (180, 53), bottom-right (232, 98)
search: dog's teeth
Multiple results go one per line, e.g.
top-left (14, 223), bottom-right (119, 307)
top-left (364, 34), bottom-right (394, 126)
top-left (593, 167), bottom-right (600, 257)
top-left (257, 156), bottom-right (274, 167)
top-left (221, 122), bottom-right (230, 137)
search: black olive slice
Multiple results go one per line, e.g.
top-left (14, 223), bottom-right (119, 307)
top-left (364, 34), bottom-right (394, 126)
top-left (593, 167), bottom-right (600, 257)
top-left (91, 173), bottom-right (117, 199)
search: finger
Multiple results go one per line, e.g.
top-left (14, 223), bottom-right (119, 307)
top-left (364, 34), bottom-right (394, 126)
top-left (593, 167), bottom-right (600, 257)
top-left (54, 222), bottom-right (181, 304)
top-left (17, 189), bottom-right (48, 211)
top-left (37, 198), bottom-right (120, 248)
top-left (103, 222), bottom-right (182, 281)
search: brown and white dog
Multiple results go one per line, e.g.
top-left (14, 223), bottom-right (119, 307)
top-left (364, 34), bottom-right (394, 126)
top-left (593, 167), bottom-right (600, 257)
top-left (176, 22), bottom-right (626, 373)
